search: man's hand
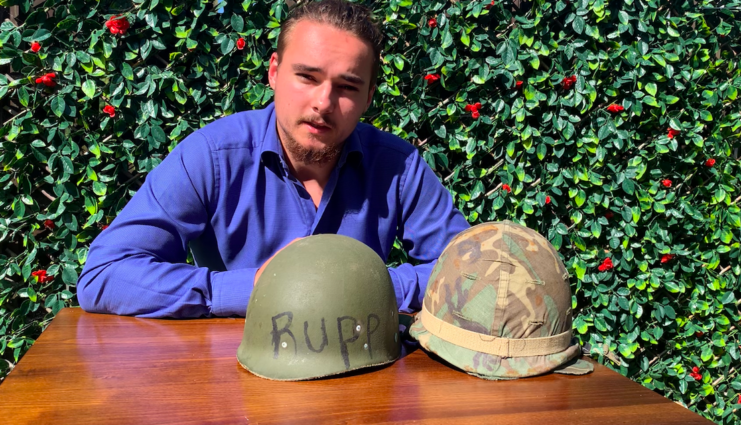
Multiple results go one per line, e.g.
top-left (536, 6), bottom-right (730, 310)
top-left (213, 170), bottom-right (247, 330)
top-left (254, 237), bottom-right (303, 286)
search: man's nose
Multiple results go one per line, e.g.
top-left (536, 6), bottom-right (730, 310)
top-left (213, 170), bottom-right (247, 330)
top-left (312, 82), bottom-right (336, 115)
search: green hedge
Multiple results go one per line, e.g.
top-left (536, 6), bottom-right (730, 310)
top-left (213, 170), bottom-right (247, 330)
top-left (1, 0), bottom-right (740, 421)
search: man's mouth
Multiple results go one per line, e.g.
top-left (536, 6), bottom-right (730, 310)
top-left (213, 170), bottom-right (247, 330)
top-left (303, 121), bottom-right (332, 132)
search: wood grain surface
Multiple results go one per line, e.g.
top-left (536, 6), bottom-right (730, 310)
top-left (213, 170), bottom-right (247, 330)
top-left (0, 308), bottom-right (710, 424)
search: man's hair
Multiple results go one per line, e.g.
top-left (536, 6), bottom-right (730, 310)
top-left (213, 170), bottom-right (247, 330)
top-left (277, 0), bottom-right (384, 88)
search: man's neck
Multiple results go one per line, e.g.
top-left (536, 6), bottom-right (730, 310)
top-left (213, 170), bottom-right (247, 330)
top-left (282, 146), bottom-right (339, 188)
top-left (281, 145), bottom-right (340, 209)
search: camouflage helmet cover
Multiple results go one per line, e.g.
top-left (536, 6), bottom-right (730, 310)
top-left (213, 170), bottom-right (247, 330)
top-left (409, 221), bottom-right (593, 379)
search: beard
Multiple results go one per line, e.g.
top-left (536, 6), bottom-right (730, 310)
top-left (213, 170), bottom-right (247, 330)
top-left (279, 118), bottom-right (344, 166)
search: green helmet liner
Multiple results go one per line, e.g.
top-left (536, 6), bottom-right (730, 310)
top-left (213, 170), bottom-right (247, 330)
top-left (237, 234), bottom-right (401, 381)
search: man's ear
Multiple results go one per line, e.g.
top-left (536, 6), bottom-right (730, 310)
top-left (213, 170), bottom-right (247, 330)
top-left (364, 84), bottom-right (376, 113)
top-left (268, 52), bottom-right (280, 90)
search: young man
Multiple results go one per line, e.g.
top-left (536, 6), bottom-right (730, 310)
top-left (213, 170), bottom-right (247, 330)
top-left (77, 0), bottom-right (469, 318)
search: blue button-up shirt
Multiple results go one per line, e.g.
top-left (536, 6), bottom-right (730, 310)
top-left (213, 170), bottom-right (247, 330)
top-left (77, 103), bottom-right (469, 318)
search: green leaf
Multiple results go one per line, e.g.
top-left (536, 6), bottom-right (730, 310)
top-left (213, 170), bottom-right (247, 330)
top-left (460, 31), bottom-right (470, 47)
top-left (50, 96), bottom-right (66, 117)
top-left (145, 13), bottom-right (158, 29)
top-left (30, 28), bottom-right (52, 42)
top-left (574, 316), bottom-right (589, 334)
top-left (13, 200), bottom-right (25, 219)
top-left (221, 38), bottom-right (236, 55)
top-left (82, 80), bottom-right (95, 99)
top-left (645, 83), bottom-right (657, 97)
top-left (92, 181), bottom-right (107, 196)
top-left (622, 179), bottom-right (635, 195)
top-left (618, 11), bottom-right (630, 25)
top-left (536, 143), bottom-right (546, 160)
top-left (643, 96), bottom-right (658, 107)
top-left (550, 233), bottom-right (562, 250)
top-left (231, 14), bottom-right (245, 32)
top-left (664, 281), bottom-right (680, 293)
top-left (62, 264), bottom-right (78, 285)
top-left (57, 19), bottom-right (77, 30)
top-left (121, 62), bottom-right (134, 80)
top-left (434, 125), bottom-right (446, 138)
top-left (142, 100), bottom-right (156, 119)
top-left (60, 156), bottom-right (75, 175)
top-left (441, 30), bottom-right (454, 49)
top-left (573, 16), bottom-right (585, 34)
top-left (575, 189), bottom-right (586, 207)
top-left (27, 286), bottom-right (37, 303)
top-left (591, 221), bottom-right (601, 238)
top-left (594, 316), bottom-right (608, 332)
top-left (151, 125), bottom-right (166, 145)
top-left (585, 24), bottom-right (599, 39)
top-left (720, 292), bottom-right (735, 304)
top-left (17, 86), bottom-right (29, 107)
top-left (574, 258), bottom-right (586, 280)
top-left (563, 122), bottom-right (575, 140)
top-left (664, 95), bottom-right (679, 104)
top-left (530, 55), bottom-right (539, 70)
top-left (699, 384), bottom-right (714, 397)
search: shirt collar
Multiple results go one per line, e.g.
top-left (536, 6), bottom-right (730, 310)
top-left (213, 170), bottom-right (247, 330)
top-left (338, 126), bottom-right (364, 167)
top-left (260, 103), bottom-right (364, 169)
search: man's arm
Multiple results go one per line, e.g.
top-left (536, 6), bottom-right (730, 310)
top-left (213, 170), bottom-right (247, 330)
top-left (388, 150), bottom-right (470, 313)
top-left (77, 132), bottom-right (252, 318)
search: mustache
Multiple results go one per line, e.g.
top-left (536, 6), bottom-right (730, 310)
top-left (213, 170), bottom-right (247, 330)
top-left (299, 116), bottom-right (334, 129)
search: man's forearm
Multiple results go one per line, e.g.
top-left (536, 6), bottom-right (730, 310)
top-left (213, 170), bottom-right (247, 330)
top-left (77, 244), bottom-right (255, 318)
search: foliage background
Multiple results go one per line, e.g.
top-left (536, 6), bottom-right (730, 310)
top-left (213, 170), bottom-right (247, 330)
top-left (1, 0), bottom-right (740, 421)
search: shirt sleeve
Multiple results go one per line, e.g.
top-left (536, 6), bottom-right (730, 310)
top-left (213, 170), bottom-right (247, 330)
top-left (389, 150), bottom-right (470, 313)
top-left (76, 132), bottom-right (252, 318)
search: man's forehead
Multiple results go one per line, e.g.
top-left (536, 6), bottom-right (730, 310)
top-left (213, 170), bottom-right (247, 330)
top-left (280, 20), bottom-right (374, 76)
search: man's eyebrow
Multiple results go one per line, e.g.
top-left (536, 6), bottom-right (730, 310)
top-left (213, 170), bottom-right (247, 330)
top-left (292, 64), bottom-right (365, 86)
top-left (339, 73), bottom-right (365, 86)
top-left (292, 64), bottom-right (322, 74)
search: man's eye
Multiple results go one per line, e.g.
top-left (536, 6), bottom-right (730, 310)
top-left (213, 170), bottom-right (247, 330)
top-left (297, 74), bottom-right (315, 81)
top-left (341, 85), bottom-right (359, 91)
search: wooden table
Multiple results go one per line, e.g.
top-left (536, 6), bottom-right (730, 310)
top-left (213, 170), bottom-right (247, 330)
top-left (0, 308), bottom-right (710, 424)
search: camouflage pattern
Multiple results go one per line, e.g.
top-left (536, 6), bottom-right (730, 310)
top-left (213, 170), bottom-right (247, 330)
top-left (409, 220), bottom-right (593, 379)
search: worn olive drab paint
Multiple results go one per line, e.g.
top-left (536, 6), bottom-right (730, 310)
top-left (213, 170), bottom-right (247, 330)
top-left (237, 234), bottom-right (401, 381)
top-left (410, 221), bottom-right (593, 380)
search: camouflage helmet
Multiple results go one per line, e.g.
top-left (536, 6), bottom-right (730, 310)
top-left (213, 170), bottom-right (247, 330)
top-left (409, 221), bottom-right (593, 379)
top-left (237, 234), bottom-right (401, 381)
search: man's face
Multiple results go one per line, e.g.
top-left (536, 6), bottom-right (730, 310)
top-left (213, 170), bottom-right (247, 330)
top-left (268, 20), bottom-right (376, 165)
